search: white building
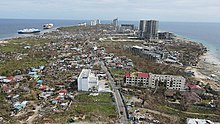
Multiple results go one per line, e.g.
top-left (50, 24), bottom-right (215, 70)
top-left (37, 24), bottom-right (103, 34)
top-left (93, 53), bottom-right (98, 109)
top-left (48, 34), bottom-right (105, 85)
top-left (91, 19), bottom-right (101, 26)
top-left (91, 20), bottom-right (97, 26)
top-left (78, 69), bottom-right (98, 91)
top-left (186, 118), bottom-right (217, 124)
top-left (125, 72), bottom-right (150, 87)
top-left (150, 74), bottom-right (186, 91)
top-left (125, 72), bottom-right (186, 91)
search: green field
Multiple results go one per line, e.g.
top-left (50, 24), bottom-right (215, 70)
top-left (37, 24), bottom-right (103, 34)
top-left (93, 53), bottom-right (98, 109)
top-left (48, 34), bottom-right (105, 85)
top-left (50, 103), bottom-right (117, 123)
top-left (75, 93), bottom-right (113, 103)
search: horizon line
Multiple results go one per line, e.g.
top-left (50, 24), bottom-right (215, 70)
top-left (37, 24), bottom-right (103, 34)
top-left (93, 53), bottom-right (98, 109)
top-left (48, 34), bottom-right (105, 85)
top-left (0, 18), bottom-right (220, 24)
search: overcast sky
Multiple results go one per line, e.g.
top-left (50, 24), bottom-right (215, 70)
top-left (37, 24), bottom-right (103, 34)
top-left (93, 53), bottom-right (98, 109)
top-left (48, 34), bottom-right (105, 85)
top-left (1, 0), bottom-right (220, 22)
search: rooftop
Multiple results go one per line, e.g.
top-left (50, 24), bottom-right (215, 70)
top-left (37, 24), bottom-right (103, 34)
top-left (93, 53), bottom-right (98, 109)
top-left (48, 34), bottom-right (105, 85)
top-left (125, 72), bottom-right (150, 78)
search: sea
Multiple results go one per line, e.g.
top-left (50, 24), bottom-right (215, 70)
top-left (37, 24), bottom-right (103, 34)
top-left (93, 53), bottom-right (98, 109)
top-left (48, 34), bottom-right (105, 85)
top-left (0, 19), bottom-right (220, 60)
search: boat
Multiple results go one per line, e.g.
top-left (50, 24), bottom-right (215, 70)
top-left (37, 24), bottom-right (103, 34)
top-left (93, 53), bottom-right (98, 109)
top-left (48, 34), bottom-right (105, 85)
top-left (43, 23), bottom-right (54, 29)
top-left (18, 28), bottom-right (41, 34)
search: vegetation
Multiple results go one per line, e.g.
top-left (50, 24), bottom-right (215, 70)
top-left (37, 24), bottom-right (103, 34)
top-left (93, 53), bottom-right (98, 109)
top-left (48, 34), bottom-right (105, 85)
top-left (75, 93), bottom-right (113, 103)
top-left (110, 68), bottom-right (136, 80)
top-left (0, 57), bottom-right (47, 76)
top-left (49, 103), bottom-right (117, 123)
top-left (0, 92), bottom-right (10, 122)
top-left (99, 40), bottom-right (185, 76)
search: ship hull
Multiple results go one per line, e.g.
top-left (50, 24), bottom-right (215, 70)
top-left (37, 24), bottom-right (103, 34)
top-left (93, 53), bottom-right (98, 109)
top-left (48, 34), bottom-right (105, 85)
top-left (18, 30), bottom-right (40, 34)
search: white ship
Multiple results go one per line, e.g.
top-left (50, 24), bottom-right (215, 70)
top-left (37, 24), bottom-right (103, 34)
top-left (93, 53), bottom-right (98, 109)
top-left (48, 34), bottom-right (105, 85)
top-left (43, 23), bottom-right (54, 29)
top-left (18, 28), bottom-right (40, 34)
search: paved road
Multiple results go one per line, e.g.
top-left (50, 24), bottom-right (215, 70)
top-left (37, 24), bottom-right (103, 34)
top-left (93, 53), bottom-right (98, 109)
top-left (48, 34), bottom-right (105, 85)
top-left (100, 62), bottom-right (128, 124)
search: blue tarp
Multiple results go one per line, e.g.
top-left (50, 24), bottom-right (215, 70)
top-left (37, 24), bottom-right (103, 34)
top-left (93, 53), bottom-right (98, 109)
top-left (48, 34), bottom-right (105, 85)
top-left (37, 80), bottom-right (43, 83)
top-left (52, 100), bottom-right (58, 104)
top-left (28, 72), bottom-right (37, 75)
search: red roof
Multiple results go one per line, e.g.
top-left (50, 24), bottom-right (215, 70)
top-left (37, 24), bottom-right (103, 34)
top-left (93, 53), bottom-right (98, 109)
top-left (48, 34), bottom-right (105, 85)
top-left (187, 83), bottom-right (201, 89)
top-left (54, 96), bottom-right (61, 100)
top-left (125, 72), bottom-right (130, 77)
top-left (125, 72), bottom-right (150, 78)
top-left (138, 72), bottom-right (150, 78)
top-left (58, 89), bottom-right (68, 93)
top-left (39, 86), bottom-right (47, 90)
top-left (6, 76), bottom-right (15, 81)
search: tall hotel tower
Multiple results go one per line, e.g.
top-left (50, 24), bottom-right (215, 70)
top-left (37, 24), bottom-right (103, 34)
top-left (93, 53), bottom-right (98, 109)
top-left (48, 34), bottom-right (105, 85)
top-left (139, 20), bottom-right (159, 40)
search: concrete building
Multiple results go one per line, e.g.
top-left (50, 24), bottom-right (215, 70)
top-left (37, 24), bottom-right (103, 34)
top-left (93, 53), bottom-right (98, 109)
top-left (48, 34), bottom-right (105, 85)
top-left (149, 74), bottom-right (186, 91)
top-left (91, 19), bottom-right (101, 26)
top-left (120, 24), bottom-right (135, 30)
top-left (96, 19), bottom-right (101, 25)
top-left (91, 20), bottom-right (97, 26)
top-left (139, 20), bottom-right (159, 40)
top-left (131, 46), bottom-right (163, 62)
top-left (186, 118), bottom-right (217, 124)
top-left (158, 31), bottom-right (175, 40)
top-left (77, 69), bottom-right (98, 91)
top-left (125, 72), bottom-right (150, 87)
top-left (113, 18), bottom-right (119, 27)
top-left (124, 72), bottom-right (186, 91)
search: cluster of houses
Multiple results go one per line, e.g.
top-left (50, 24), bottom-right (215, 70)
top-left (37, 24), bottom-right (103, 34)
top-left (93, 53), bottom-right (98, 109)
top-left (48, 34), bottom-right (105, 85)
top-left (0, 25), bottom-right (117, 123)
top-left (104, 55), bottom-right (134, 70)
top-left (130, 45), bottom-right (183, 66)
top-left (129, 109), bottom-right (160, 123)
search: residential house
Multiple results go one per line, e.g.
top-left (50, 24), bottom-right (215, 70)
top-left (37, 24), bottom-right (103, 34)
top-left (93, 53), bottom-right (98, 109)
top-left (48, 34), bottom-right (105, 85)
top-left (186, 83), bottom-right (206, 95)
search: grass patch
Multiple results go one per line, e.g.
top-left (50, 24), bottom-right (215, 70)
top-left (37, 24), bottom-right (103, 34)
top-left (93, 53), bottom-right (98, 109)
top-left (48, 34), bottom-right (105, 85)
top-left (0, 57), bottom-right (47, 76)
top-left (50, 103), bottom-right (117, 123)
top-left (110, 68), bottom-right (136, 79)
top-left (124, 94), bottom-right (132, 100)
top-left (75, 93), bottom-right (113, 103)
top-left (187, 106), bottom-right (218, 115)
top-left (0, 93), bottom-right (10, 121)
top-left (158, 105), bottom-right (220, 122)
top-left (158, 105), bottom-right (181, 115)
top-left (0, 43), bottom-right (23, 52)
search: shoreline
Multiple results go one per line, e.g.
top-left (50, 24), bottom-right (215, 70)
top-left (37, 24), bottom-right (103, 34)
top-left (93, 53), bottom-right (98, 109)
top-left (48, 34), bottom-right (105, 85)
top-left (169, 34), bottom-right (220, 90)
top-left (187, 51), bottom-right (220, 91)
top-left (0, 27), bottom-right (58, 41)
top-left (0, 24), bottom-right (78, 41)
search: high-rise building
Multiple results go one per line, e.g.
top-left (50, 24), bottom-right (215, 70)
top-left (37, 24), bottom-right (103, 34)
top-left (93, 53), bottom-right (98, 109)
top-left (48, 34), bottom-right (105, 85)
top-left (90, 20), bottom-right (97, 26)
top-left (90, 19), bottom-right (101, 26)
top-left (139, 20), bottom-right (159, 40)
top-left (113, 18), bottom-right (118, 27)
top-left (96, 19), bottom-right (101, 25)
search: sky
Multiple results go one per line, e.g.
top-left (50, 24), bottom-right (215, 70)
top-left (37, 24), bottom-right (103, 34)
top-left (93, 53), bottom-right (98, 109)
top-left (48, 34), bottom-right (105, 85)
top-left (0, 0), bottom-right (220, 22)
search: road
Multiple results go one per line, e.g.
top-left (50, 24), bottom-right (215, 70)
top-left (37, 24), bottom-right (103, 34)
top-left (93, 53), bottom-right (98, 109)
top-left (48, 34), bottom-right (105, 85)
top-left (100, 62), bottom-right (128, 124)
top-left (26, 105), bottom-right (41, 124)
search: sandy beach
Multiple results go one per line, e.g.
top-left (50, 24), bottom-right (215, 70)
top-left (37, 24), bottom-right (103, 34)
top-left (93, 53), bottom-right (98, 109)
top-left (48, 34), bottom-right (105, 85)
top-left (187, 52), bottom-right (220, 91)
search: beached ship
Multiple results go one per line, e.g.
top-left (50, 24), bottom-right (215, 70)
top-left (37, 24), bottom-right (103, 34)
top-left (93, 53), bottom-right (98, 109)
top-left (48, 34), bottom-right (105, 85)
top-left (43, 23), bottom-right (54, 29)
top-left (18, 28), bottom-right (41, 34)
